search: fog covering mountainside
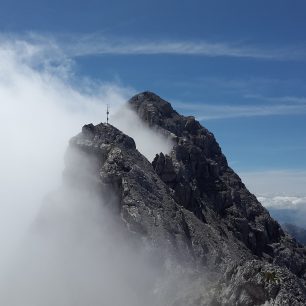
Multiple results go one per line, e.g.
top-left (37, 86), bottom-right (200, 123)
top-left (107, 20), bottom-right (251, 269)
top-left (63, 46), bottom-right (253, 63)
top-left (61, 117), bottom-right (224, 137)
top-left (268, 206), bottom-right (306, 231)
top-left (1, 92), bottom-right (306, 305)
top-left (259, 198), bottom-right (306, 245)
top-left (282, 223), bottom-right (306, 246)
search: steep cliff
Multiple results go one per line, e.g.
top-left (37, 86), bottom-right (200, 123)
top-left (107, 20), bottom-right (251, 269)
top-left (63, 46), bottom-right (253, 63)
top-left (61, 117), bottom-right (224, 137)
top-left (66, 92), bottom-right (306, 305)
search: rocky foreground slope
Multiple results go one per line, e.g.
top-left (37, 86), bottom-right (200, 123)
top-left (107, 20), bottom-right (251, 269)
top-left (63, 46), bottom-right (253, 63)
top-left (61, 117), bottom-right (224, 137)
top-left (67, 92), bottom-right (306, 305)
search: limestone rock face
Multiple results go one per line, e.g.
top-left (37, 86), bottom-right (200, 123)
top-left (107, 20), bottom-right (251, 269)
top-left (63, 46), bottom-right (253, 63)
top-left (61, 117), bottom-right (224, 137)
top-left (213, 260), bottom-right (306, 306)
top-left (129, 92), bottom-right (306, 272)
top-left (66, 92), bottom-right (306, 305)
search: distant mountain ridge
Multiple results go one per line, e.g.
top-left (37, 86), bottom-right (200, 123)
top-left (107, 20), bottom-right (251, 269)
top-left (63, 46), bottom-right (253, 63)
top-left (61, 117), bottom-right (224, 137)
top-left (63, 91), bottom-right (306, 305)
top-left (283, 223), bottom-right (306, 245)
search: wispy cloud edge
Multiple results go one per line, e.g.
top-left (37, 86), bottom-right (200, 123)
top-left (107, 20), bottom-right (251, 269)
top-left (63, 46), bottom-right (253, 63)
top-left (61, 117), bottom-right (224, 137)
top-left (2, 32), bottom-right (305, 61)
top-left (64, 36), bottom-right (306, 61)
top-left (174, 100), bottom-right (306, 120)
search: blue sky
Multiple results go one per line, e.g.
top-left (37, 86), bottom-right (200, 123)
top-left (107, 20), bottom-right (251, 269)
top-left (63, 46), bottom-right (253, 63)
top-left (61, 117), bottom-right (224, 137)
top-left (1, 0), bottom-right (306, 196)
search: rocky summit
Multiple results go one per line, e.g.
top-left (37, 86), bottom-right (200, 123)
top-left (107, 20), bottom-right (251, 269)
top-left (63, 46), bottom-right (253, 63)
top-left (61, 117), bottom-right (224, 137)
top-left (67, 92), bottom-right (306, 305)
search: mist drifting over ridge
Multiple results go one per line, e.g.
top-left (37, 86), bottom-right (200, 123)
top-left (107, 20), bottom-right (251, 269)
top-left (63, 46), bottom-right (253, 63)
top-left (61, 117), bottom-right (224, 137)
top-left (0, 144), bottom-right (177, 306)
top-left (1, 36), bottom-right (306, 306)
top-left (0, 37), bottom-right (174, 305)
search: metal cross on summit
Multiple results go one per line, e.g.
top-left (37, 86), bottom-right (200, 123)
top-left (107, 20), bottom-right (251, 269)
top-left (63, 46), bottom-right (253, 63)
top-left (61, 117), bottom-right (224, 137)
top-left (106, 104), bottom-right (110, 124)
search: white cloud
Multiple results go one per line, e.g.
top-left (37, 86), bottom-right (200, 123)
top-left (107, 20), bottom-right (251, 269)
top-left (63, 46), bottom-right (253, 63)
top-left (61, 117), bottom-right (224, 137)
top-left (256, 194), bottom-right (306, 229)
top-left (0, 37), bottom-right (172, 270)
top-left (2, 32), bottom-right (306, 61)
top-left (239, 170), bottom-right (306, 228)
top-left (64, 36), bottom-right (306, 61)
top-left (0, 35), bottom-right (180, 306)
top-left (173, 101), bottom-right (306, 120)
top-left (257, 196), bottom-right (306, 210)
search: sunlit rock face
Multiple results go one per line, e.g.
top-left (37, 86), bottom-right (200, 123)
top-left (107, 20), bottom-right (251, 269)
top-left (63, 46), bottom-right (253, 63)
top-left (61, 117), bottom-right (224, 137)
top-left (129, 92), bottom-right (305, 262)
top-left (32, 92), bottom-right (306, 306)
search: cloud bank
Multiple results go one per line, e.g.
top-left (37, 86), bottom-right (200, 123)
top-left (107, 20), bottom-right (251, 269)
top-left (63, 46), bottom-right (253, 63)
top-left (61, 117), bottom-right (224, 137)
top-left (258, 195), bottom-right (306, 230)
top-left (0, 145), bottom-right (178, 306)
top-left (258, 195), bottom-right (306, 210)
top-left (0, 37), bottom-right (172, 276)
top-left (240, 170), bottom-right (306, 229)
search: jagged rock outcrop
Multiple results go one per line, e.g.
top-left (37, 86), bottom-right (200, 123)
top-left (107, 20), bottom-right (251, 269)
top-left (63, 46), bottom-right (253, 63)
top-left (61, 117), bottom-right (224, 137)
top-left (129, 92), bottom-right (306, 276)
top-left (213, 260), bottom-right (306, 306)
top-left (69, 123), bottom-right (251, 268)
top-left (66, 91), bottom-right (306, 305)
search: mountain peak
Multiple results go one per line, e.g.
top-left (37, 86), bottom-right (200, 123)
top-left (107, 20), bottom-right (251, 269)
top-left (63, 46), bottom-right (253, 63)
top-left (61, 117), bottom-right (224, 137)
top-left (129, 91), bottom-right (176, 125)
top-left (131, 90), bottom-right (161, 99)
top-left (62, 93), bottom-right (306, 305)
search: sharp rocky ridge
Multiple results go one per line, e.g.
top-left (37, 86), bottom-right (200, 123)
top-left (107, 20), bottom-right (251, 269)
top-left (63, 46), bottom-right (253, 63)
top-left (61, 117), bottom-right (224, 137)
top-left (66, 91), bottom-right (306, 305)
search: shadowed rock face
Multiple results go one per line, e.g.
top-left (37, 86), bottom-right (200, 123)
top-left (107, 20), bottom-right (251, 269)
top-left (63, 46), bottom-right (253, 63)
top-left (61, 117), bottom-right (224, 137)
top-left (129, 92), bottom-right (306, 267)
top-left (67, 91), bottom-right (306, 305)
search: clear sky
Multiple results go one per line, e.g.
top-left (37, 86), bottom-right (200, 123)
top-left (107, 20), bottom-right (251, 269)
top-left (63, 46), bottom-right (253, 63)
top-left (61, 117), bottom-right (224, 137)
top-left (1, 0), bottom-right (305, 199)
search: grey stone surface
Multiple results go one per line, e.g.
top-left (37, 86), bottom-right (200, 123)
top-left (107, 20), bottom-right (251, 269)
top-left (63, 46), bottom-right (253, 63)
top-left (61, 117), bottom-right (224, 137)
top-left (212, 260), bottom-right (306, 306)
top-left (62, 91), bottom-right (306, 305)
